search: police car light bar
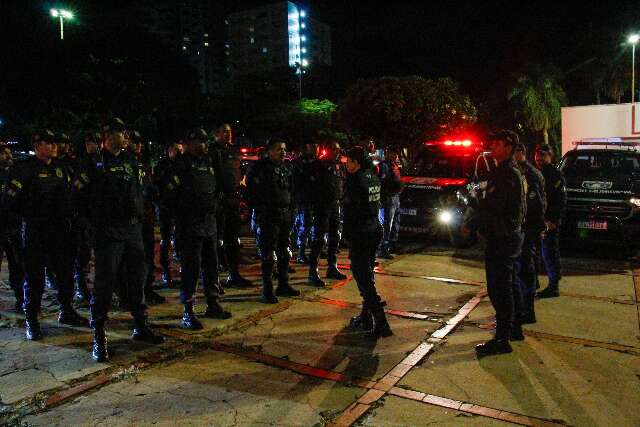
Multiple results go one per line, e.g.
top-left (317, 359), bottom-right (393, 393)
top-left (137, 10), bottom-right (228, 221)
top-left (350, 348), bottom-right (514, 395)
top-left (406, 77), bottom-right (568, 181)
top-left (572, 138), bottom-right (640, 146)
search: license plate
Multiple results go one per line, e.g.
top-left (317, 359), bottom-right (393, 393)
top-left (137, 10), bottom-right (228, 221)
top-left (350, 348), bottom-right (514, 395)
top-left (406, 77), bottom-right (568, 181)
top-left (400, 208), bottom-right (417, 216)
top-left (577, 220), bottom-right (608, 230)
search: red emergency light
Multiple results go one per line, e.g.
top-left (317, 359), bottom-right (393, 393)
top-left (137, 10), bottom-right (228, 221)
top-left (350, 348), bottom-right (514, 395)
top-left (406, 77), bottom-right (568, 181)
top-left (443, 139), bottom-right (473, 147)
top-left (240, 148), bottom-right (249, 153)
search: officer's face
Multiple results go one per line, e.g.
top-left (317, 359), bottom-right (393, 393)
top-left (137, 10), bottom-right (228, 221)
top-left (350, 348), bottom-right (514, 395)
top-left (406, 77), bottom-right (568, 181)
top-left (131, 142), bottom-right (143, 156)
top-left (535, 151), bottom-right (551, 167)
top-left (0, 148), bottom-right (12, 167)
top-left (490, 139), bottom-right (512, 162)
top-left (167, 144), bottom-right (179, 160)
top-left (85, 140), bottom-right (98, 154)
top-left (50, 142), bottom-right (59, 158)
top-left (106, 131), bottom-right (126, 151)
top-left (514, 149), bottom-right (526, 163)
top-left (268, 143), bottom-right (286, 163)
top-left (346, 157), bottom-right (360, 174)
top-left (34, 141), bottom-right (54, 159)
top-left (218, 125), bottom-right (232, 145)
top-left (186, 140), bottom-right (206, 156)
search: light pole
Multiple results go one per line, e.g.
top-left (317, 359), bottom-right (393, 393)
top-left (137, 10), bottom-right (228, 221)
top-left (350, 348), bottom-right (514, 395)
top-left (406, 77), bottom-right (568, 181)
top-left (629, 34), bottom-right (640, 104)
top-left (297, 59), bottom-right (308, 100)
top-left (50, 9), bottom-right (73, 40)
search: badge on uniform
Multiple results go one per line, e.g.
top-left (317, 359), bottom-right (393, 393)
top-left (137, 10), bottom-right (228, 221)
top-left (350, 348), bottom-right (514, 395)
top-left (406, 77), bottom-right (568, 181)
top-left (124, 163), bottom-right (133, 175)
top-left (55, 168), bottom-right (63, 178)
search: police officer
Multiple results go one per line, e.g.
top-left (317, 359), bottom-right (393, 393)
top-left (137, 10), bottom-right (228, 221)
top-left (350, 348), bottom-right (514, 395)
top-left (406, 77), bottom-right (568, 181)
top-left (465, 130), bottom-right (525, 356)
top-left (165, 128), bottom-right (231, 330)
top-left (3, 130), bottom-right (88, 340)
top-left (535, 144), bottom-right (566, 298)
top-left (128, 130), bottom-right (165, 304)
top-left (308, 141), bottom-right (347, 286)
top-left (246, 140), bottom-right (300, 303)
top-left (154, 141), bottom-right (182, 287)
top-left (343, 146), bottom-right (392, 338)
top-left (211, 123), bottom-right (251, 288)
top-left (514, 143), bottom-right (546, 326)
top-left (0, 142), bottom-right (24, 313)
top-left (378, 145), bottom-right (404, 259)
top-left (73, 118), bottom-right (163, 362)
top-left (292, 143), bottom-right (318, 264)
top-left (55, 132), bottom-right (77, 176)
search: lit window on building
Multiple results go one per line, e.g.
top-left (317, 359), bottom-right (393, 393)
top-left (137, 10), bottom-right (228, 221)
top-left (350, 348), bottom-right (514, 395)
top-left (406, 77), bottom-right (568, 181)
top-left (250, 37), bottom-right (255, 44)
top-left (301, 35), bottom-right (306, 42)
top-left (204, 33), bottom-right (209, 37)
top-left (249, 26), bottom-right (254, 32)
top-left (225, 19), bottom-right (229, 25)
top-left (182, 46), bottom-right (187, 51)
top-left (262, 47), bottom-right (268, 53)
top-left (301, 23), bottom-right (306, 29)
top-left (204, 42), bottom-right (209, 47)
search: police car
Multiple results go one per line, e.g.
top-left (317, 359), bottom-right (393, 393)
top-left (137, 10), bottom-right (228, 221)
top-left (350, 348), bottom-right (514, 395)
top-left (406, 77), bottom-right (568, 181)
top-left (400, 136), bottom-right (484, 246)
top-left (559, 138), bottom-right (640, 245)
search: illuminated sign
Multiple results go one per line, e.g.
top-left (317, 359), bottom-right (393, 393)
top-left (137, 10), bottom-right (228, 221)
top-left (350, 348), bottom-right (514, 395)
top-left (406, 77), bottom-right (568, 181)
top-left (287, 2), bottom-right (307, 70)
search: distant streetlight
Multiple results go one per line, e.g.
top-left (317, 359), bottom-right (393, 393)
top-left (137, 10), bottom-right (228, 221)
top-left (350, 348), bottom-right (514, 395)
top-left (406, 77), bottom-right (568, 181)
top-left (629, 34), bottom-right (640, 103)
top-left (50, 8), bottom-right (74, 40)
top-left (296, 61), bottom-right (308, 99)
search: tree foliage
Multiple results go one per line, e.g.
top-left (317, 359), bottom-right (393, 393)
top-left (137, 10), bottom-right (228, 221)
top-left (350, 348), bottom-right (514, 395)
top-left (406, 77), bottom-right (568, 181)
top-left (338, 76), bottom-right (477, 148)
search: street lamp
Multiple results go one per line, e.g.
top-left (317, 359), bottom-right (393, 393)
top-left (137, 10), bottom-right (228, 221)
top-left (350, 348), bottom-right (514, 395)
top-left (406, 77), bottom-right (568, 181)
top-left (50, 8), bottom-right (74, 40)
top-left (629, 34), bottom-right (640, 103)
top-left (296, 61), bottom-right (308, 99)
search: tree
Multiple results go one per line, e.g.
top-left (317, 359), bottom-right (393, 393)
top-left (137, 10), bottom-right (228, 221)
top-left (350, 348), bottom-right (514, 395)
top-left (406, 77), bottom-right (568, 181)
top-left (338, 76), bottom-right (477, 151)
top-left (509, 66), bottom-right (567, 146)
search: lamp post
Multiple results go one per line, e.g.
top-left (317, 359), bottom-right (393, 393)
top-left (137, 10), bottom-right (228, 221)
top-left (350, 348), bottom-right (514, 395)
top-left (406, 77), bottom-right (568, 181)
top-left (50, 9), bottom-right (73, 40)
top-left (629, 34), bottom-right (640, 104)
top-left (297, 59), bottom-right (308, 100)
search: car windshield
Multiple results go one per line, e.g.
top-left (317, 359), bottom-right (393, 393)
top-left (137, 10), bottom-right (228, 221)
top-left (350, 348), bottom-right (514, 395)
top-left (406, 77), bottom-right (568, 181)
top-left (561, 151), bottom-right (640, 178)
top-left (405, 150), bottom-right (475, 178)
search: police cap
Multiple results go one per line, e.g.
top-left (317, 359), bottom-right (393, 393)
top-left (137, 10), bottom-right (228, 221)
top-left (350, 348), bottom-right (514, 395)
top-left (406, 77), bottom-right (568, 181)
top-left (488, 129), bottom-right (519, 148)
top-left (346, 145), bottom-right (368, 166)
top-left (55, 132), bottom-right (71, 145)
top-left (102, 117), bottom-right (127, 134)
top-left (129, 129), bottom-right (143, 143)
top-left (537, 144), bottom-right (553, 155)
top-left (186, 128), bottom-right (208, 142)
top-left (32, 129), bottom-right (55, 145)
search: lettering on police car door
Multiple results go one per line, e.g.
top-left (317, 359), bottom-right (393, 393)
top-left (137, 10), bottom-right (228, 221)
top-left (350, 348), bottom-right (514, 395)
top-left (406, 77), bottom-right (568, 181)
top-left (369, 185), bottom-right (381, 202)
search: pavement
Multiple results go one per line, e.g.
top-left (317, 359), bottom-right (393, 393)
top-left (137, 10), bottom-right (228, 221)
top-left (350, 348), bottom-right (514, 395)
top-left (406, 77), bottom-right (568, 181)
top-left (0, 237), bottom-right (639, 426)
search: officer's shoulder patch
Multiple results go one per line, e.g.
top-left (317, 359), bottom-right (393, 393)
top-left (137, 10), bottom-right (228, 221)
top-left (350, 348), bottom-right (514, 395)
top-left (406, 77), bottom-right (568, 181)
top-left (55, 168), bottom-right (63, 178)
top-left (554, 180), bottom-right (561, 188)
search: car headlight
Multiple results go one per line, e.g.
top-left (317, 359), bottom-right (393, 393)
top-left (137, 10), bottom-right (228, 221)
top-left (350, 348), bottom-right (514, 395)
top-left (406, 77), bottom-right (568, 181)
top-left (630, 198), bottom-right (640, 208)
top-left (438, 210), bottom-right (453, 224)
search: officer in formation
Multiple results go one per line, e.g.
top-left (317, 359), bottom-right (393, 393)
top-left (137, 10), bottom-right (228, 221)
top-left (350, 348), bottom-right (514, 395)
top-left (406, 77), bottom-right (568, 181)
top-left (246, 140), bottom-right (301, 303)
top-left (164, 128), bottom-right (231, 329)
top-left (465, 130), bottom-right (526, 356)
top-left (211, 123), bottom-right (251, 288)
top-left (535, 144), bottom-right (566, 298)
top-left (307, 141), bottom-right (347, 286)
top-left (0, 142), bottom-right (24, 314)
top-left (4, 130), bottom-right (88, 340)
top-left (342, 146), bottom-right (392, 338)
top-left (514, 143), bottom-right (546, 326)
top-left (292, 142), bottom-right (318, 264)
top-left (377, 145), bottom-right (403, 259)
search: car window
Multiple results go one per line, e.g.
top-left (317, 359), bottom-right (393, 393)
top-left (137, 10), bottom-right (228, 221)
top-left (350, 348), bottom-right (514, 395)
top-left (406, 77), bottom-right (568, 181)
top-left (561, 151), bottom-right (640, 178)
top-left (406, 150), bottom-right (475, 178)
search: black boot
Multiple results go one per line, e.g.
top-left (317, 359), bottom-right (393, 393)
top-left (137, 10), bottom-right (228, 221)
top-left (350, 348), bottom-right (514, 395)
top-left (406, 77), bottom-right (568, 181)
top-left (296, 244), bottom-right (309, 264)
top-left (132, 312), bottom-right (165, 344)
top-left (144, 288), bottom-right (167, 305)
top-left (475, 338), bottom-right (512, 356)
top-left (204, 298), bottom-right (232, 319)
top-left (92, 322), bottom-right (109, 362)
top-left (181, 304), bottom-right (203, 330)
top-left (262, 261), bottom-right (279, 303)
top-left (59, 305), bottom-right (90, 327)
top-left (161, 269), bottom-right (174, 288)
top-left (522, 299), bottom-right (536, 324)
top-left (368, 303), bottom-right (393, 339)
top-left (537, 283), bottom-right (559, 298)
top-left (510, 323), bottom-right (525, 341)
top-left (308, 264), bottom-right (326, 287)
top-left (25, 314), bottom-right (43, 341)
top-left (349, 303), bottom-right (372, 330)
top-left (276, 283), bottom-right (301, 297)
top-left (225, 272), bottom-right (252, 288)
top-left (326, 264), bottom-right (347, 280)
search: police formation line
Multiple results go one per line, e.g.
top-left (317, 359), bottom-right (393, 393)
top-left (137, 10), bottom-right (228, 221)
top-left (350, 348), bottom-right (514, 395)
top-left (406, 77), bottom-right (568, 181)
top-left (0, 118), bottom-right (404, 363)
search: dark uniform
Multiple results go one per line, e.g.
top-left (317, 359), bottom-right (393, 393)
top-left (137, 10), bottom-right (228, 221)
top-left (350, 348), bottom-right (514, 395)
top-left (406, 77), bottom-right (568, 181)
top-left (210, 140), bottom-right (251, 287)
top-left (3, 131), bottom-right (88, 340)
top-left (378, 157), bottom-right (403, 258)
top-left (73, 119), bottom-right (163, 362)
top-left (516, 158), bottom-right (546, 325)
top-left (0, 161), bottom-right (24, 313)
top-left (470, 152), bottom-right (526, 353)
top-left (292, 150), bottom-right (316, 263)
top-left (308, 153), bottom-right (347, 286)
top-left (164, 132), bottom-right (231, 330)
top-left (538, 159), bottom-right (566, 297)
top-left (154, 153), bottom-right (179, 285)
top-left (343, 147), bottom-right (392, 338)
top-left (246, 153), bottom-right (300, 303)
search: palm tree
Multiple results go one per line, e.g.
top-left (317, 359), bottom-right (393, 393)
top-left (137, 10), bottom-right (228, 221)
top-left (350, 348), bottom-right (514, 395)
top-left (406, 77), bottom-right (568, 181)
top-left (509, 67), bottom-right (567, 145)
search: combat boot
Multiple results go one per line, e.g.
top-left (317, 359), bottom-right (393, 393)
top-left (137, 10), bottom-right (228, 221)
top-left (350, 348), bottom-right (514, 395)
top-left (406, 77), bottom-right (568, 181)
top-left (25, 314), bottom-right (43, 341)
top-left (225, 272), bottom-right (252, 288)
top-left (92, 322), bottom-right (109, 362)
top-left (58, 305), bottom-right (90, 328)
top-left (204, 298), bottom-right (232, 319)
top-left (537, 283), bottom-right (559, 298)
top-left (349, 303), bottom-right (372, 330)
top-left (131, 312), bottom-right (165, 344)
top-left (144, 288), bottom-right (166, 305)
top-left (276, 282), bottom-right (301, 297)
top-left (475, 339), bottom-right (512, 356)
top-left (308, 263), bottom-right (326, 287)
top-left (326, 264), bottom-right (347, 280)
top-left (368, 303), bottom-right (393, 339)
top-left (181, 304), bottom-right (203, 330)
top-left (262, 263), bottom-right (279, 304)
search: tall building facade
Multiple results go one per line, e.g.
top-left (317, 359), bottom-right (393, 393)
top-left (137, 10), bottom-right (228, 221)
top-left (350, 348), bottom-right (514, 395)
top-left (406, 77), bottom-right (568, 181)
top-left (225, 1), bottom-right (331, 76)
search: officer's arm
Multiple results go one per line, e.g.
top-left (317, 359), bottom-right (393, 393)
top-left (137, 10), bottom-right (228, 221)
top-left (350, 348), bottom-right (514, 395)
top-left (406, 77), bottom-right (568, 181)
top-left (245, 164), bottom-right (261, 210)
top-left (71, 160), bottom-right (93, 219)
top-left (163, 164), bottom-right (183, 215)
top-left (538, 172), bottom-right (547, 219)
top-left (2, 163), bottom-right (28, 221)
top-left (546, 170), bottom-right (565, 222)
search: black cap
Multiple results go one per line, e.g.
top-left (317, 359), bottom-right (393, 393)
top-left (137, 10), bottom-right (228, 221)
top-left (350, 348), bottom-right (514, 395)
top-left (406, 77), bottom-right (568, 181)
top-left (102, 117), bottom-right (126, 134)
top-left (186, 128), bottom-right (208, 142)
top-left (129, 129), bottom-right (143, 143)
top-left (55, 132), bottom-right (71, 144)
top-left (538, 144), bottom-right (553, 154)
top-left (32, 129), bottom-right (55, 145)
top-left (488, 130), bottom-right (519, 148)
top-left (346, 145), bottom-right (368, 167)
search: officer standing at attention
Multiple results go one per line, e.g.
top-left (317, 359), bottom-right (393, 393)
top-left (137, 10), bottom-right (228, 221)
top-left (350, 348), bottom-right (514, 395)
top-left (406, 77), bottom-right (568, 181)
top-left (0, 142), bottom-right (25, 314)
top-left (465, 130), bottom-right (526, 356)
top-left (292, 143), bottom-right (318, 264)
top-left (535, 144), bottom-right (566, 298)
top-left (3, 130), bottom-right (88, 340)
top-left (514, 143), bottom-right (546, 326)
top-left (211, 123), bottom-right (251, 288)
top-left (164, 128), bottom-right (231, 330)
top-left (307, 141), bottom-right (347, 286)
top-left (246, 140), bottom-right (301, 303)
top-left (377, 145), bottom-right (404, 259)
top-left (73, 118), bottom-right (164, 362)
top-left (154, 141), bottom-right (182, 287)
top-left (343, 146), bottom-right (392, 339)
